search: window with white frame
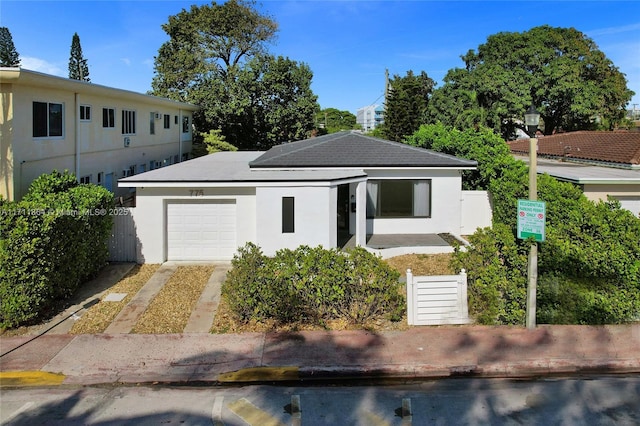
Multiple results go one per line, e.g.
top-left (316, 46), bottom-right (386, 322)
top-left (80, 175), bottom-right (92, 184)
top-left (102, 107), bottom-right (115, 128)
top-left (80, 105), bottom-right (91, 121)
top-left (366, 180), bottom-right (431, 218)
top-left (122, 109), bottom-right (136, 134)
top-left (33, 101), bottom-right (63, 138)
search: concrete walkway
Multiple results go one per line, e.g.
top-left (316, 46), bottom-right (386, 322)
top-left (104, 264), bottom-right (178, 334)
top-left (1, 325), bottom-right (639, 387)
top-left (184, 264), bottom-right (231, 333)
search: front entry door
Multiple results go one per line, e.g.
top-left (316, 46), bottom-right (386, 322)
top-left (337, 184), bottom-right (351, 247)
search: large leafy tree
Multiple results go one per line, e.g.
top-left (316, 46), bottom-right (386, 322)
top-left (315, 108), bottom-right (359, 134)
top-left (68, 32), bottom-right (90, 81)
top-left (382, 71), bottom-right (435, 142)
top-left (0, 27), bottom-right (20, 67)
top-left (152, 0), bottom-right (277, 99)
top-left (152, 0), bottom-right (317, 149)
top-left (427, 25), bottom-right (634, 139)
top-left (196, 54), bottom-right (317, 150)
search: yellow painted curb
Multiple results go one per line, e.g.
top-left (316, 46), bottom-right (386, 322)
top-left (218, 366), bottom-right (299, 383)
top-left (0, 371), bottom-right (65, 387)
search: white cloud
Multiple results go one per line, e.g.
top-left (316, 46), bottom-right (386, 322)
top-left (589, 22), bottom-right (640, 37)
top-left (120, 58), bottom-right (131, 66)
top-left (20, 56), bottom-right (64, 76)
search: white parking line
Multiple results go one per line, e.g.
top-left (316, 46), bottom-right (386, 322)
top-left (2, 401), bottom-right (35, 425)
top-left (211, 396), bottom-right (224, 426)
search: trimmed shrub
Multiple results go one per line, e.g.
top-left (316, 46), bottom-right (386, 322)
top-left (451, 224), bottom-right (528, 325)
top-left (538, 273), bottom-right (640, 324)
top-left (0, 171), bottom-right (114, 328)
top-left (222, 244), bottom-right (404, 326)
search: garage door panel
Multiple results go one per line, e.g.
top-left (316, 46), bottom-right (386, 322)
top-left (167, 201), bottom-right (237, 261)
top-left (615, 197), bottom-right (640, 217)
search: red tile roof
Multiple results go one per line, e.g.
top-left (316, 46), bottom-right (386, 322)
top-left (508, 131), bottom-right (640, 166)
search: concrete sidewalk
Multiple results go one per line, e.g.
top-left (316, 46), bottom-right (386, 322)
top-left (1, 324), bottom-right (639, 387)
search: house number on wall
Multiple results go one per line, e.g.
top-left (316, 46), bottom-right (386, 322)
top-left (189, 189), bottom-right (204, 197)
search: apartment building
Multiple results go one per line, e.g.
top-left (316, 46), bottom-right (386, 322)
top-left (0, 68), bottom-right (198, 201)
top-left (356, 104), bottom-right (384, 131)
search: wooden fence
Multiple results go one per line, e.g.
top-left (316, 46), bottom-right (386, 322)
top-left (108, 207), bottom-right (137, 262)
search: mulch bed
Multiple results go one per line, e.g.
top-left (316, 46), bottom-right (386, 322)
top-left (70, 264), bottom-right (160, 334)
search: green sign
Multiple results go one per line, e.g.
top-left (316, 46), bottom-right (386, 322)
top-left (517, 200), bottom-right (546, 242)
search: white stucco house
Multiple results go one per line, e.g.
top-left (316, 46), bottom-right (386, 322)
top-left (119, 132), bottom-right (483, 263)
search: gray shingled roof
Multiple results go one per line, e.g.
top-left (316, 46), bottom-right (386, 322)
top-left (119, 151), bottom-right (367, 184)
top-left (249, 131), bottom-right (478, 168)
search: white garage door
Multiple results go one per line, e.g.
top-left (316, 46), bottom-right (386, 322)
top-left (167, 201), bottom-right (237, 261)
top-left (614, 196), bottom-right (640, 218)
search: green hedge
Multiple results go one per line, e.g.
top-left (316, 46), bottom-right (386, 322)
top-left (0, 171), bottom-right (114, 328)
top-left (222, 243), bottom-right (404, 326)
top-left (407, 123), bottom-right (640, 325)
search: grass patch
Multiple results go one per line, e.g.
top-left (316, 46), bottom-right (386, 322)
top-left (384, 253), bottom-right (454, 277)
top-left (70, 264), bottom-right (160, 334)
top-left (131, 265), bottom-right (215, 334)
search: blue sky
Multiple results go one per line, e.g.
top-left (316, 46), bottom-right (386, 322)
top-left (2, 1), bottom-right (639, 115)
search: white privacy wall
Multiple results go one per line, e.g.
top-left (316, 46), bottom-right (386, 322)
top-left (256, 185), bottom-right (335, 256)
top-left (460, 190), bottom-right (492, 234)
top-left (364, 169), bottom-right (464, 235)
top-left (132, 186), bottom-right (256, 263)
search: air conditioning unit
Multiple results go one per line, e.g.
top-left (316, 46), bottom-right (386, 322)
top-left (154, 112), bottom-right (162, 120)
top-left (124, 136), bottom-right (131, 147)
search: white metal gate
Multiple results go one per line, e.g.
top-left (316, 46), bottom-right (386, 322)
top-left (406, 269), bottom-right (471, 325)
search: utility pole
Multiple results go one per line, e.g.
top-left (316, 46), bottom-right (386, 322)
top-left (384, 69), bottom-right (389, 104)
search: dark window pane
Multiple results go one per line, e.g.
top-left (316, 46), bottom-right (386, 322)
top-left (103, 108), bottom-right (115, 128)
top-left (380, 180), bottom-right (412, 217)
top-left (282, 197), bottom-right (295, 233)
top-left (33, 102), bottom-right (48, 137)
top-left (49, 103), bottom-right (63, 136)
top-left (366, 180), bottom-right (431, 218)
top-left (80, 105), bottom-right (90, 120)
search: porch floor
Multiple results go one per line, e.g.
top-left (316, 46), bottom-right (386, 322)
top-left (340, 233), bottom-right (450, 250)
